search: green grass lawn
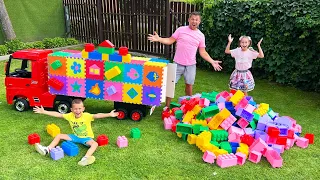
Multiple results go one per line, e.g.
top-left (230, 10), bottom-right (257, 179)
top-left (0, 60), bottom-right (319, 179)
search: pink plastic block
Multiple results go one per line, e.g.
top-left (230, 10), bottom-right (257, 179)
top-left (199, 98), bottom-right (210, 107)
top-left (217, 153), bottom-right (238, 168)
top-left (220, 114), bottom-right (237, 130)
top-left (228, 126), bottom-right (245, 136)
top-left (235, 98), bottom-right (248, 111)
top-left (295, 124), bottom-right (302, 133)
top-left (216, 91), bottom-right (231, 100)
top-left (237, 118), bottom-right (249, 129)
top-left (164, 117), bottom-right (173, 130)
top-left (262, 145), bottom-right (273, 157)
top-left (169, 115), bottom-right (177, 122)
top-left (285, 138), bottom-right (295, 150)
top-left (218, 102), bottom-right (225, 111)
top-left (235, 152), bottom-right (247, 165)
top-left (249, 138), bottom-right (268, 153)
top-left (265, 149), bottom-right (283, 168)
top-left (202, 150), bottom-right (216, 164)
top-left (244, 104), bottom-right (256, 113)
top-left (248, 151), bottom-right (262, 163)
top-left (228, 133), bottom-right (241, 143)
top-left (117, 136), bottom-right (128, 148)
top-left (296, 137), bottom-right (309, 148)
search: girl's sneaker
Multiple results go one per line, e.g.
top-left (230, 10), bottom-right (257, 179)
top-left (78, 156), bottom-right (96, 166)
top-left (35, 143), bottom-right (49, 155)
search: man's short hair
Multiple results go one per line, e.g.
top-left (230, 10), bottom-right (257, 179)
top-left (190, 11), bottom-right (201, 18)
top-left (72, 99), bottom-right (83, 105)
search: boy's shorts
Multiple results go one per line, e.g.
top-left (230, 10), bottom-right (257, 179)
top-left (68, 134), bottom-right (92, 146)
top-left (175, 63), bottom-right (196, 85)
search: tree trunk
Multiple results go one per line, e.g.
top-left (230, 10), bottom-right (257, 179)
top-left (0, 0), bottom-right (16, 40)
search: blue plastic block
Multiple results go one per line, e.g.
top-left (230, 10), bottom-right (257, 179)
top-left (225, 102), bottom-right (233, 109)
top-left (50, 146), bottom-right (64, 160)
top-left (150, 58), bottom-right (170, 64)
top-left (61, 141), bottom-right (79, 156)
top-left (232, 146), bottom-right (238, 154)
top-left (241, 109), bottom-right (254, 122)
top-left (109, 53), bottom-right (122, 62)
top-left (106, 85), bottom-right (116, 96)
top-left (229, 142), bottom-right (240, 147)
top-left (88, 50), bottom-right (102, 60)
top-left (295, 132), bottom-right (300, 136)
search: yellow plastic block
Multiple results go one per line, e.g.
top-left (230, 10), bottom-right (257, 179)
top-left (237, 147), bottom-right (249, 157)
top-left (239, 143), bottom-right (249, 149)
top-left (122, 54), bottom-right (131, 63)
top-left (207, 144), bottom-right (219, 153)
top-left (230, 90), bottom-right (245, 105)
top-left (47, 123), bottom-right (60, 137)
top-left (102, 53), bottom-right (109, 61)
top-left (254, 103), bottom-right (269, 116)
top-left (131, 57), bottom-right (151, 61)
top-left (182, 111), bottom-right (195, 123)
top-left (219, 108), bottom-right (231, 119)
top-left (81, 50), bottom-right (88, 59)
top-left (191, 119), bottom-right (208, 126)
top-left (192, 105), bottom-right (202, 115)
top-left (187, 134), bottom-right (197, 145)
top-left (177, 132), bottom-right (182, 138)
top-left (214, 149), bottom-right (228, 157)
top-left (104, 66), bottom-right (121, 80)
top-left (144, 61), bottom-right (167, 67)
top-left (208, 110), bottom-right (228, 130)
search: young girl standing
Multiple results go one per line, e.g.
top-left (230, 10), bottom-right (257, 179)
top-left (225, 34), bottom-right (264, 95)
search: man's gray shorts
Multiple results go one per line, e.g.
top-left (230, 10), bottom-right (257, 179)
top-left (175, 63), bottom-right (196, 85)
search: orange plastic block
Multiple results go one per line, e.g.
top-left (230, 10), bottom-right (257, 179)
top-left (47, 123), bottom-right (60, 137)
top-left (122, 54), bottom-right (131, 63)
top-left (104, 66), bottom-right (121, 80)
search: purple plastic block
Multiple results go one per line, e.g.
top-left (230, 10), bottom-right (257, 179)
top-left (254, 130), bottom-right (268, 141)
top-left (245, 96), bottom-right (253, 102)
top-left (69, 53), bottom-right (82, 58)
top-left (106, 85), bottom-right (117, 96)
top-left (50, 146), bottom-right (64, 160)
top-left (191, 93), bottom-right (201, 99)
top-left (244, 128), bottom-right (255, 137)
top-left (236, 108), bottom-right (244, 116)
top-left (216, 96), bottom-right (226, 103)
top-left (256, 114), bottom-right (271, 131)
top-left (240, 109), bottom-right (254, 122)
top-left (266, 122), bottom-right (277, 130)
top-left (274, 116), bottom-right (293, 129)
top-left (278, 125), bottom-right (289, 136)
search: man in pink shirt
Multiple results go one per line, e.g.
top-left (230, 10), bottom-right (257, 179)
top-left (148, 12), bottom-right (222, 108)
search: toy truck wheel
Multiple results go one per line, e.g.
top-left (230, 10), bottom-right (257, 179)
top-left (55, 101), bottom-right (71, 114)
top-left (116, 108), bottom-right (128, 120)
top-left (130, 110), bottom-right (143, 121)
top-left (14, 98), bottom-right (29, 112)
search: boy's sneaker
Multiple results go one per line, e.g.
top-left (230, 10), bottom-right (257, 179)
top-left (78, 156), bottom-right (96, 166)
top-left (35, 143), bottom-right (49, 155)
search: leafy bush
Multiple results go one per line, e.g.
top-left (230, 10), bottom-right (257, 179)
top-left (5, 39), bottom-right (26, 53)
top-left (0, 45), bottom-right (8, 56)
top-left (65, 38), bottom-right (79, 45)
top-left (195, 0), bottom-right (320, 91)
top-left (30, 41), bottom-right (45, 49)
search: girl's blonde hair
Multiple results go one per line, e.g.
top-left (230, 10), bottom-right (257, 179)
top-left (239, 35), bottom-right (255, 51)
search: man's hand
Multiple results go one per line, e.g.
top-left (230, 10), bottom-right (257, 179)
top-left (228, 34), bottom-right (234, 43)
top-left (148, 32), bottom-right (160, 42)
top-left (33, 105), bottom-right (45, 114)
top-left (257, 38), bottom-right (263, 47)
top-left (109, 110), bottom-right (119, 117)
top-left (211, 60), bottom-right (223, 71)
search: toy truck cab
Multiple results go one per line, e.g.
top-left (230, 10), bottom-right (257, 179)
top-left (5, 49), bottom-right (72, 113)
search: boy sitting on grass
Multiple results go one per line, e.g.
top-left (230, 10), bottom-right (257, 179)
top-left (33, 99), bottom-right (119, 166)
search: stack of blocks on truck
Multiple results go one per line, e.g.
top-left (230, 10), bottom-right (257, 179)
top-left (162, 90), bottom-right (314, 168)
top-left (47, 40), bottom-right (171, 106)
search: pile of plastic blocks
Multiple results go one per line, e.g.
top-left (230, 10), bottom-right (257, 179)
top-left (161, 90), bottom-right (314, 168)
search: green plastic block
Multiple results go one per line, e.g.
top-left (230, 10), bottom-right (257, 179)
top-left (130, 128), bottom-right (141, 139)
top-left (199, 125), bottom-right (209, 133)
top-left (192, 124), bottom-right (201, 135)
top-left (182, 133), bottom-right (188, 141)
top-left (175, 110), bottom-right (183, 120)
top-left (250, 120), bottom-right (257, 130)
top-left (210, 141), bottom-right (220, 148)
top-left (267, 108), bottom-right (277, 119)
top-left (210, 91), bottom-right (219, 98)
top-left (51, 60), bottom-right (62, 70)
top-left (220, 141), bottom-right (232, 153)
top-left (176, 123), bottom-right (193, 134)
top-left (210, 130), bottom-right (228, 142)
top-left (196, 113), bottom-right (205, 120)
top-left (49, 51), bottom-right (71, 57)
top-left (253, 112), bottom-right (260, 123)
top-left (201, 92), bottom-right (217, 102)
top-left (98, 47), bottom-right (115, 54)
top-left (202, 105), bottom-right (219, 118)
top-left (170, 102), bottom-right (181, 109)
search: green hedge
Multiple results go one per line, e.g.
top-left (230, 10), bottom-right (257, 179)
top-left (195, 0), bottom-right (320, 91)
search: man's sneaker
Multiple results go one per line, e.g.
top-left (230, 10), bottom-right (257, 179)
top-left (35, 143), bottom-right (49, 156)
top-left (78, 156), bottom-right (96, 166)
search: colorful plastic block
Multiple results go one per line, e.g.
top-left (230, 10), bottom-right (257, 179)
top-left (164, 117), bottom-right (173, 130)
top-left (50, 146), bottom-right (64, 160)
top-left (109, 53), bottom-right (122, 62)
top-left (276, 136), bottom-right (287, 145)
top-left (182, 111), bottom-right (195, 123)
top-left (202, 105), bottom-right (219, 118)
top-left (248, 151), bottom-right (262, 163)
top-left (117, 136), bottom-right (128, 148)
top-left (244, 104), bottom-right (256, 113)
top-left (296, 137), bottom-right (309, 148)
top-left (89, 50), bottom-right (102, 60)
top-left (267, 127), bottom-right (280, 137)
top-left (249, 138), bottom-right (268, 153)
top-left (106, 85), bottom-right (117, 96)
top-left (46, 123), bottom-right (60, 137)
top-left (241, 134), bottom-right (255, 146)
top-left (220, 114), bottom-right (237, 130)
top-left (61, 141), bottom-right (79, 156)
top-left (105, 66), bottom-right (121, 80)
top-left (265, 149), bottom-right (283, 168)
top-left (130, 128), bottom-right (141, 139)
top-left (217, 153), bottom-right (238, 168)
top-left (220, 141), bottom-right (232, 153)
top-left (99, 40), bottom-right (114, 47)
top-left (98, 47), bottom-right (115, 54)
top-left (175, 110), bottom-right (184, 120)
top-left (85, 43), bottom-right (95, 52)
top-left (48, 78), bottom-right (64, 91)
top-left (51, 60), bottom-right (62, 70)
top-left (304, 133), bottom-right (314, 144)
top-left (203, 150), bottom-right (216, 164)
top-left (81, 49), bottom-right (88, 58)
top-left (187, 134), bottom-right (197, 144)
top-left (119, 46), bottom-right (128, 55)
top-left (97, 134), bottom-right (109, 146)
top-left (235, 152), bottom-right (247, 165)
top-left (28, 133), bottom-right (40, 145)
top-left (237, 118), bottom-right (249, 129)
top-left (176, 123), bottom-right (193, 134)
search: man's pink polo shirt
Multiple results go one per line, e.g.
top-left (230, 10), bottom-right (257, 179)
top-left (171, 26), bottom-right (206, 66)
